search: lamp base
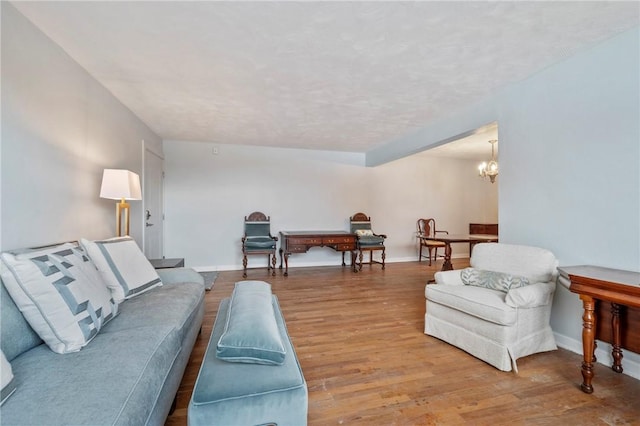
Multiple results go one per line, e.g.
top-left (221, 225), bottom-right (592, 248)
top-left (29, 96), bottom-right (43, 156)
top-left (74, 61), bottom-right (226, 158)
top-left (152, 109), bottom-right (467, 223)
top-left (116, 199), bottom-right (132, 237)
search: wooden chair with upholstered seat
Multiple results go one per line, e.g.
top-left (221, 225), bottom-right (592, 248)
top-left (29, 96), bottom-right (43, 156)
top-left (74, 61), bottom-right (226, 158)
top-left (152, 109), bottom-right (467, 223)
top-left (417, 218), bottom-right (448, 266)
top-left (241, 211), bottom-right (278, 278)
top-left (350, 212), bottom-right (387, 270)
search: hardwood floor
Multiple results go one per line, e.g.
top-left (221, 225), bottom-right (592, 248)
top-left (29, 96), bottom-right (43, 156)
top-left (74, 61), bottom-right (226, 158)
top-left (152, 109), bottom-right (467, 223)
top-left (166, 259), bottom-right (640, 425)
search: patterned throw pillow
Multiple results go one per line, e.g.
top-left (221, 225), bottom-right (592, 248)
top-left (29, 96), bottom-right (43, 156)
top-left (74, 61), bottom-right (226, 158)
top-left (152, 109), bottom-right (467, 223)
top-left (460, 267), bottom-right (530, 293)
top-left (80, 237), bottom-right (162, 303)
top-left (0, 244), bottom-right (118, 354)
top-left (355, 229), bottom-right (374, 237)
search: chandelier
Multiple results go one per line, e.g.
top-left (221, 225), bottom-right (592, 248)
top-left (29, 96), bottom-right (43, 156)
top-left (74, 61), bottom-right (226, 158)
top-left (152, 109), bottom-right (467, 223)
top-left (478, 139), bottom-right (498, 183)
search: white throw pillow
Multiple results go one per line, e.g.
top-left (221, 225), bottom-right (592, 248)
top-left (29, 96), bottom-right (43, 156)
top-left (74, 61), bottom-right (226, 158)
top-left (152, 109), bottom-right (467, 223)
top-left (80, 237), bottom-right (162, 303)
top-left (0, 244), bottom-right (118, 354)
top-left (1, 350), bottom-right (16, 406)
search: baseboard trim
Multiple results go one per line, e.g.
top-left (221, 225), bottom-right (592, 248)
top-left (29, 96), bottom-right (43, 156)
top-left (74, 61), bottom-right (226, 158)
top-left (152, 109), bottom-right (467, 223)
top-left (554, 332), bottom-right (640, 380)
top-left (190, 254), bottom-right (469, 273)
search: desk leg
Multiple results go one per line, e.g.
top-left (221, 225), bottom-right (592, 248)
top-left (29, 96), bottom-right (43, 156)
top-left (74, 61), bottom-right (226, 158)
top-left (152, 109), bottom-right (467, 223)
top-left (441, 242), bottom-right (453, 271)
top-left (283, 253), bottom-right (289, 277)
top-left (611, 303), bottom-right (624, 373)
top-left (342, 251), bottom-right (345, 266)
top-left (579, 295), bottom-right (596, 394)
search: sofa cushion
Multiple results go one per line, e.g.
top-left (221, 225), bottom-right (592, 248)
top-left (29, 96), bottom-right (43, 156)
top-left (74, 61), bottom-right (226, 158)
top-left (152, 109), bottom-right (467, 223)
top-left (81, 237), bottom-right (162, 303)
top-left (461, 268), bottom-right (530, 293)
top-left (0, 244), bottom-right (118, 354)
top-left (1, 324), bottom-right (180, 426)
top-left (216, 281), bottom-right (286, 365)
top-left (425, 283), bottom-right (517, 326)
top-left (0, 282), bottom-right (42, 362)
top-left (101, 281), bottom-right (204, 345)
top-left (1, 350), bottom-right (16, 406)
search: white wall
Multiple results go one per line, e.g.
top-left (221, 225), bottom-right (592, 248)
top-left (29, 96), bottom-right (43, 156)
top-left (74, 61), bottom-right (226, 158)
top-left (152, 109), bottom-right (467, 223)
top-left (368, 27), bottom-right (640, 377)
top-left (1, 4), bottom-right (162, 250)
top-left (163, 141), bottom-right (497, 270)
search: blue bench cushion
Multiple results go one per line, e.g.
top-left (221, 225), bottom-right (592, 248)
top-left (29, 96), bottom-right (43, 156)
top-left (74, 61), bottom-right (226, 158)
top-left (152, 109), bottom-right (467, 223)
top-left (189, 296), bottom-right (307, 426)
top-left (216, 281), bottom-right (285, 365)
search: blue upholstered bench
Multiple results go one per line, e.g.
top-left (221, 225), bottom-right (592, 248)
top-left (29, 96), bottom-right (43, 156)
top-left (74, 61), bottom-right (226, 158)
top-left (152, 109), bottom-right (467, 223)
top-left (188, 282), bottom-right (307, 426)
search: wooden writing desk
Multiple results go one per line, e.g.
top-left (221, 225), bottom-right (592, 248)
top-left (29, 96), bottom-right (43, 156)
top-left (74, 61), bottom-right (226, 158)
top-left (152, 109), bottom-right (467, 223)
top-left (558, 265), bottom-right (640, 394)
top-left (423, 234), bottom-right (498, 271)
top-left (279, 231), bottom-right (357, 276)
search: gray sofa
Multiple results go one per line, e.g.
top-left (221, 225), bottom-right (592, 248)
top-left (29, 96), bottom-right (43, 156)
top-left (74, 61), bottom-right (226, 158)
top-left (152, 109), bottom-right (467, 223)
top-left (0, 267), bottom-right (205, 425)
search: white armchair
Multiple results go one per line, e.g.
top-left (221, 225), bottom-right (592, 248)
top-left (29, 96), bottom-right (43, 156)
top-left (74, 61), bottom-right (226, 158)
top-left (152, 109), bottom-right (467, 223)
top-left (424, 243), bottom-right (559, 372)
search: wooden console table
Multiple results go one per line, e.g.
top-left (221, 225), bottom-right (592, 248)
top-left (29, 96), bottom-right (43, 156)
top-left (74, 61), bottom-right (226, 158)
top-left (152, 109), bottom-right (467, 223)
top-left (558, 265), bottom-right (640, 394)
top-left (279, 231), bottom-right (357, 276)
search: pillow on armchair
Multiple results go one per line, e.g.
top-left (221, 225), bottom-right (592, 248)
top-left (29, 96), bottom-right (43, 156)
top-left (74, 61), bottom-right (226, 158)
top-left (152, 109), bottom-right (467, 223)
top-left (460, 267), bottom-right (530, 293)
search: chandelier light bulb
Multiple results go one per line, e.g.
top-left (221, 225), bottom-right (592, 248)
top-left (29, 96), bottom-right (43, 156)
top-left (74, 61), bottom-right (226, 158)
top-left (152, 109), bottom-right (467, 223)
top-left (477, 140), bottom-right (498, 183)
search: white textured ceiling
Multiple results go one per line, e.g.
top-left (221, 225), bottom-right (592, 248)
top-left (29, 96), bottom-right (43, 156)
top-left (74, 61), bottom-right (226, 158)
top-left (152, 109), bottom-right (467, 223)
top-left (422, 122), bottom-right (499, 161)
top-left (12, 1), bottom-right (639, 154)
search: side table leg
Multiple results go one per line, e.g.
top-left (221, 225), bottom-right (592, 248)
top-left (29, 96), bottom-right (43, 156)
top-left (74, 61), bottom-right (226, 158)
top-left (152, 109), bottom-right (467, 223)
top-left (611, 303), bottom-right (624, 373)
top-left (279, 248), bottom-right (283, 269)
top-left (580, 295), bottom-right (596, 394)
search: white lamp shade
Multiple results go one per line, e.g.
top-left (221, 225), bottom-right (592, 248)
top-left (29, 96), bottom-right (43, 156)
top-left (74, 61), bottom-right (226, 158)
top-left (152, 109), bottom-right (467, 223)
top-left (100, 169), bottom-right (142, 200)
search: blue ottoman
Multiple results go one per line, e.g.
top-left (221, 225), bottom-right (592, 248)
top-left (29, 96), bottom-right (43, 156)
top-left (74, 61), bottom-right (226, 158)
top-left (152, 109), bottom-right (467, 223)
top-left (188, 293), bottom-right (307, 425)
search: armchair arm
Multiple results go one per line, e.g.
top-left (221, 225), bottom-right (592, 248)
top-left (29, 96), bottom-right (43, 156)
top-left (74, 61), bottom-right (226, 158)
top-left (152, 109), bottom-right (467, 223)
top-left (374, 233), bottom-right (387, 239)
top-left (505, 281), bottom-right (556, 308)
top-left (434, 270), bottom-right (464, 286)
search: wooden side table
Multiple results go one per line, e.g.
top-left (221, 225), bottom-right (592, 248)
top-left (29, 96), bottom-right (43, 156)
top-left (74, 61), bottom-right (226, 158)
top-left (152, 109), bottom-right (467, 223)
top-left (148, 258), bottom-right (185, 269)
top-left (558, 265), bottom-right (640, 394)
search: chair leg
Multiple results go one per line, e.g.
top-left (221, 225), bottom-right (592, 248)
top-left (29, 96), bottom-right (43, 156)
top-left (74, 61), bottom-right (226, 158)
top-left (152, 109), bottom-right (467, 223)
top-left (381, 248), bottom-right (386, 270)
top-left (271, 253), bottom-right (276, 276)
top-left (358, 250), bottom-right (364, 271)
top-left (428, 247), bottom-right (433, 266)
top-left (419, 244), bottom-right (423, 261)
top-left (242, 254), bottom-right (248, 278)
top-left (369, 250), bottom-right (373, 265)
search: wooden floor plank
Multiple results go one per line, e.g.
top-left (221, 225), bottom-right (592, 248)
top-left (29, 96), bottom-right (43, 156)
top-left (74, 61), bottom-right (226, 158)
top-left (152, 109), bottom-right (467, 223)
top-left (165, 259), bottom-right (640, 425)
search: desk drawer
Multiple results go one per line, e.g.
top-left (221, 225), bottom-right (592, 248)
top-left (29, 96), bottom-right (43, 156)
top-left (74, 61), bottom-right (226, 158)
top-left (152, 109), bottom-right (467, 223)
top-left (323, 237), bottom-right (356, 244)
top-left (288, 238), bottom-right (321, 245)
top-left (288, 245), bottom-right (308, 253)
top-left (336, 243), bottom-right (356, 251)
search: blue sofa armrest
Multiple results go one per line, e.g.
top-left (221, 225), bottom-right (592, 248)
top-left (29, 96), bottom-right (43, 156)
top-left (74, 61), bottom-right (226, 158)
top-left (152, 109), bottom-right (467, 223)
top-left (156, 267), bottom-right (204, 286)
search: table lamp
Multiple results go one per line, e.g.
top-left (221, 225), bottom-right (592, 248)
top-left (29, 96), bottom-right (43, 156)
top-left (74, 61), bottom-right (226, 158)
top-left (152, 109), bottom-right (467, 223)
top-left (100, 169), bottom-right (142, 236)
